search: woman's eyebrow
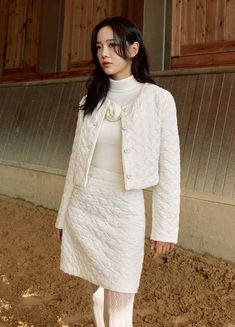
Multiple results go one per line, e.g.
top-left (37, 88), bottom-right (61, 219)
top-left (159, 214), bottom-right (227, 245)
top-left (96, 39), bottom-right (117, 44)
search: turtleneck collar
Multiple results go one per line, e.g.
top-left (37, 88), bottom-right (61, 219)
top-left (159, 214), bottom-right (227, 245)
top-left (109, 75), bottom-right (142, 93)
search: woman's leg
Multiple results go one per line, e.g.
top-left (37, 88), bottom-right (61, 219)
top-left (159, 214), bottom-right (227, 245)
top-left (103, 289), bottom-right (135, 327)
top-left (90, 283), bottom-right (105, 327)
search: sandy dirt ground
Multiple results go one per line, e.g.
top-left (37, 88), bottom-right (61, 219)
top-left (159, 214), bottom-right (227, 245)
top-left (0, 194), bottom-right (235, 327)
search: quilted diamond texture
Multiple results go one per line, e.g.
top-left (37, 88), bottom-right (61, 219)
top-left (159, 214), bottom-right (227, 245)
top-left (55, 85), bottom-right (180, 243)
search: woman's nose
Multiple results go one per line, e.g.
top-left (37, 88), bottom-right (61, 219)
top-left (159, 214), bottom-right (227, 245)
top-left (101, 46), bottom-right (109, 58)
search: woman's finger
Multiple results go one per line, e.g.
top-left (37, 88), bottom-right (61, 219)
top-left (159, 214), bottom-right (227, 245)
top-left (155, 241), bottom-right (164, 257)
top-left (55, 228), bottom-right (62, 243)
top-left (150, 240), bottom-right (155, 250)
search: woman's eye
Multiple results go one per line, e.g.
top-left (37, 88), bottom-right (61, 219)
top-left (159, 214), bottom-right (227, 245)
top-left (96, 45), bottom-right (101, 50)
top-left (109, 43), bottom-right (116, 48)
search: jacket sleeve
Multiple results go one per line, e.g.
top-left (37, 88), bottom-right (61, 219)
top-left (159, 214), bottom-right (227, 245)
top-left (151, 91), bottom-right (180, 243)
top-left (55, 98), bottom-right (85, 229)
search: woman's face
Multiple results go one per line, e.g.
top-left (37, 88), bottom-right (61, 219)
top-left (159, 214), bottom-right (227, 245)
top-left (96, 26), bottom-right (133, 80)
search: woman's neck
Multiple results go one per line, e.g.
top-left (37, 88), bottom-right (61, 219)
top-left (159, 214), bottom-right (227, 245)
top-left (109, 75), bottom-right (142, 93)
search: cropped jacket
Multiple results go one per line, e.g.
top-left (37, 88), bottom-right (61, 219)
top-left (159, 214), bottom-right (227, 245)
top-left (55, 83), bottom-right (180, 243)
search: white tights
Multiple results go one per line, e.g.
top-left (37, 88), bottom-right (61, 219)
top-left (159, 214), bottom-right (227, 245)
top-left (90, 283), bottom-right (135, 327)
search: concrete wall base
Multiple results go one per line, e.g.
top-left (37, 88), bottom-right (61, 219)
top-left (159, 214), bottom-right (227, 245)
top-left (1, 164), bottom-right (235, 263)
top-left (178, 196), bottom-right (235, 263)
top-left (0, 164), bottom-right (64, 210)
top-left (144, 190), bottom-right (235, 263)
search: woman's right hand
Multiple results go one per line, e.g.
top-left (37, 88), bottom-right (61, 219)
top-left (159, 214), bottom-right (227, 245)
top-left (55, 228), bottom-right (63, 243)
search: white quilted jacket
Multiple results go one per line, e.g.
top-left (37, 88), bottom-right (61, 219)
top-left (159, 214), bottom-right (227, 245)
top-left (55, 83), bottom-right (180, 243)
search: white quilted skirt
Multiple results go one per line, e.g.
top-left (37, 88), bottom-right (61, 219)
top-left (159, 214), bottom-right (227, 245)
top-left (60, 165), bottom-right (146, 293)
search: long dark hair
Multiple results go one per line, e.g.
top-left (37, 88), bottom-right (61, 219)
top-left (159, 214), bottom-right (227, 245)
top-left (82, 16), bottom-right (155, 116)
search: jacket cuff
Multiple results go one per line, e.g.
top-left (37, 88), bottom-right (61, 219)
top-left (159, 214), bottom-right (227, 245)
top-left (150, 228), bottom-right (179, 244)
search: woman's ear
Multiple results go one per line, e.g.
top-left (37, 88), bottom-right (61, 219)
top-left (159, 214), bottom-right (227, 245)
top-left (129, 42), bottom-right (139, 58)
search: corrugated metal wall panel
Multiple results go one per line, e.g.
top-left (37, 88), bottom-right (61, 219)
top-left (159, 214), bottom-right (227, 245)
top-left (0, 81), bottom-right (86, 173)
top-left (154, 72), bottom-right (235, 201)
top-left (0, 72), bottom-right (234, 203)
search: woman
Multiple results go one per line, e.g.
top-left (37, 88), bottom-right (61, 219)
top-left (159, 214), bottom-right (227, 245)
top-left (55, 16), bottom-right (180, 327)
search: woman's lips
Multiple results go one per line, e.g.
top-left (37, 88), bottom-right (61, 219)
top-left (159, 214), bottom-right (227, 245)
top-left (103, 62), bottom-right (111, 68)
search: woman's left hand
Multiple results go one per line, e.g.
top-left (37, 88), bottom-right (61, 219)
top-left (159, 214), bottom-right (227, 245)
top-left (150, 240), bottom-right (174, 257)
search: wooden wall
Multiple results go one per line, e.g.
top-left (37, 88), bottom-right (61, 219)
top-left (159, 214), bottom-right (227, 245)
top-left (0, 0), bottom-right (42, 77)
top-left (171, 0), bottom-right (235, 68)
top-left (1, 0), bottom-right (235, 81)
top-left (0, 0), bottom-right (143, 81)
top-left (61, 0), bottom-right (144, 73)
top-left (61, 0), bottom-right (123, 72)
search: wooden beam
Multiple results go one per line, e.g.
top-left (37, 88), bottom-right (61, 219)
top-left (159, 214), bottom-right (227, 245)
top-left (171, 51), bottom-right (235, 69)
top-left (181, 40), bottom-right (235, 56)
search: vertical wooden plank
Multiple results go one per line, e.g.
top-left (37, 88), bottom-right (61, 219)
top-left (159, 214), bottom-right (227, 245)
top-left (125, 0), bottom-right (143, 29)
top-left (215, 0), bottom-right (225, 41)
top-left (70, 0), bottom-right (78, 63)
top-left (61, 0), bottom-right (141, 71)
top-left (224, 0), bottom-right (235, 41)
top-left (96, 0), bottom-right (103, 23)
top-left (61, 0), bottom-right (73, 71)
top-left (15, 0), bottom-right (21, 67)
top-left (195, 0), bottom-right (206, 43)
top-left (23, 0), bottom-right (30, 67)
top-left (171, 0), bottom-right (182, 56)
top-left (107, 0), bottom-right (112, 17)
top-left (22, 0), bottom-right (27, 67)
top-left (5, 0), bottom-right (15, 69)
top-left (34, 0), bottom-right (42, 72)
top-left (14, 0), bottom-right (22, 67)
top-left (186, 0), bottom-right (196, 45)
top-left (205, 0), bottom-right (217, 43)
top-left (181, 0), bottom-right (188, 45)
top-left (10, 0), bottom-right (17, 68)
top-left (83, 0), bottom-right (92, 61)
top-left (79, 0), bottom-right (85, 61)
top-left (112, 0), bottom-right (123, 16)
top-left (0, 0), bottom-right (9, 76)
top-left (3, 0), bottom-right (41, 71)
top-left (81, 0), bottom-right (89, 61)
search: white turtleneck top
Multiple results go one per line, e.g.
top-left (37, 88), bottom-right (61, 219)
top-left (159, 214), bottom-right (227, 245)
top-left (90, 75), bottom-right (143, 174)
